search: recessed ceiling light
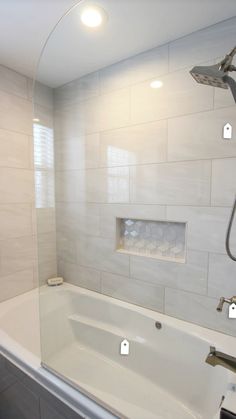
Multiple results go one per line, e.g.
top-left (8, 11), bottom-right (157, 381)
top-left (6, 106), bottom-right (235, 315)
top-left (80, 5), bottom-right (107, 28)
top-left (150, 80), bottom-right (163, 89)
top-left (33, 118), bottom-right (40, 122)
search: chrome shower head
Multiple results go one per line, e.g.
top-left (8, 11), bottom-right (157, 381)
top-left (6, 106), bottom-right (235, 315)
top-left (190, 64), bottom-right (228, 89)
top-left (190, 46), bottom-right (236, 103)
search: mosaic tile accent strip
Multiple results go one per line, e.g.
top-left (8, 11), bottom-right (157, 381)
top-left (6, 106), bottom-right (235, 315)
top-left (117, 218), bottom-right (186, 263)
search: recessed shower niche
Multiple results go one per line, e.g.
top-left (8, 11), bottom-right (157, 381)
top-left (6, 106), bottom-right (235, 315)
top-left (116, 218), bottom-right (187, 263)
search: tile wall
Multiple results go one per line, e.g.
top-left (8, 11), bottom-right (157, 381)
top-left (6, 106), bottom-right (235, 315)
top-left (53, 17), bottom-right (236, 336)
top-left (53, 17), bottom-right (236, 335)
top-left (0, 64), bottom-right (56, 301)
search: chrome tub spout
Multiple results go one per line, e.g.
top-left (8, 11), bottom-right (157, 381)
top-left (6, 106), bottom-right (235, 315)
top-left (206, 346), bottom-right (236, 374)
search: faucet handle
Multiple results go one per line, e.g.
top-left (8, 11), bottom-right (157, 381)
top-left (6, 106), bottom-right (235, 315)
top-left (217, 296), bottom-right (236, 312)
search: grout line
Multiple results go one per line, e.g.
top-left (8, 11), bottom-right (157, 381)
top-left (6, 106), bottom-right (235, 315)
top-left (53, 155), bottom-right (236, 172)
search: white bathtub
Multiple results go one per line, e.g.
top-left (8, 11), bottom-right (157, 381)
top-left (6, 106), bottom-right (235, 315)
top-left (1, 283), bottom-right (236, 419)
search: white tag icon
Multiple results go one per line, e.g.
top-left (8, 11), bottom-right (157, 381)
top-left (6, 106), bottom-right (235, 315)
top-left (223, 123), bottom-right (233, 140)
top-left (120, 339), bottom-right (129, 355)
top-left (229, 303), bottom-right (236, 318)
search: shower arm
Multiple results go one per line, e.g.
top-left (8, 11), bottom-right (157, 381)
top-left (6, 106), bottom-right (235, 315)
top-left (219, 46), bottom-right (236, 72)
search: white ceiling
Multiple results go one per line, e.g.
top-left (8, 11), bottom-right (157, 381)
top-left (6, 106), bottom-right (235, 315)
top-left (1, 0), bottom-right (236, 87)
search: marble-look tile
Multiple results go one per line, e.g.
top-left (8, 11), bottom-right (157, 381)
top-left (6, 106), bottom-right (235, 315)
top-left (167, 206), bottom-right (236, 254)
top-left (53, 106), bottom-right (84, 140)
top-left (100, 59), bottom-right (132, 93)
top-left (32, 81), bottom-right (53, 109)
top-left (101, 271), bottom-right (164, 312)
top-left (54, 87), bottom-right (129, 137)
top-left (100, 120), bottom-right (167, 167)
top-left (168, 106), bottom-right (236, 161)
top-left (38, 260), bottom-right (57, 286)
top-left (0, 236), bottom-right (36, 276)
top-left (0, 168), bottom-right (34, 203)
top-left (131, 68), bottom-right (213, 125)
top-left (128, 44), bottom-right (169, 85)
top-left (211, 158), bottom-right (236, 206)
top-left (130, 250), bottom-right (208, 294)
top-left (0, 381), bottom-right (40, 419)
top-left (130, 160), bottom-right (211, 205)
top-left (0, 65), bottom-right (28, 99)
top-left (99, 44), bottom-right (168, 93)
top-left (33, 104), bottom-right (54, 129)
top-left (56, 231), bottom-right (77, 264)
top-left (165, 287), bottom-right (236, 336)
top-left (55, 170), bottom-right (85, 203)
top-left (208, 253), bottom-right (236, 299)
top-left (86, 167), bottom-right (129, 203)
top-left (0, 269), bottom-right (35, 302)
top-left (37, 232), bottom-right (56, 264)
top-left (99, 204), bottom-right (166, 239)
top-left (36, 208), bottom-right (56, 235)
top-left (169, 17), bottom-right (236, 72)
top-left (58, 261), bottom-right (101, 292)
top-left (0, 204), bottom-right (32, 239)
top-left (54, 71), bottom-right (99, 109)
top-left (55, 133), bottom-right (100, 170)
top-left (76, 235), bottom-right (129, 276)
top-left (0, 90), bottom-right (32, 135)
top-left (0, 128), bottom-right (30, 168)
top-left (99, 88), bottom-right (130, 132)
top-left (214, 79), bottom-right (236, 109)
top-left (56, 203), bottom-right (100, 237)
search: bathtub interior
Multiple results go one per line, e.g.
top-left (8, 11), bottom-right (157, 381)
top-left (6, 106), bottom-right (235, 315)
top-left (38, 284), bottom-right (229, 419)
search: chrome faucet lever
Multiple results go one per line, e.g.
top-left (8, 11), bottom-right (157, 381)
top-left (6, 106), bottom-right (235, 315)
top-left (217, 296), bottom-right (236, 312)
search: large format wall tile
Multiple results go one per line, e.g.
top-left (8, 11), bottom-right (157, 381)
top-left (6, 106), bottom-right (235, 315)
top-left (100, 120), bottom-right (167, 167)
top-left (131, 68), bottom-right (213, 125)
top-left (53, 18), bottom-right (236, 337)
top-left (58, 261), bottom-right (101, 292)
top-left (0, 204), bottom-right (32, 239)
top-left (0, 65), bottom-right (28, 99)
top-left (167, 206), bottom-right (235, 254)
top-left (0, 168), bottom-right (34, 203)
top-left (211, 158), bottom-right (236, 206)
top-left (55, 134), bottom-right (100, 170)
top-left (55, 170), bottom-right (85, 202)
top-left (208, 253), bottom-right (236, 299)
top-left (168, 106), bottom-right (236, 161)
top-left (101, 271), bottom-right (164, 312)
top-left (169, 17), bottom-right (236, 72)
top-left (130, 250), bottom-right (208, 295)
top-left (165, 288), bottom-right (235, 336)
top-left (54, 71), bottom-right (99, 109)
top-left (76, 235), bottom-right (129, 276)
top-left (100, 44), bottom-right (168, 93)
top-left (86, 167), bottom-right (129, 203)
top-left (0, 236), bottom-right (36, 276)
top-left (130, 160), bottom-right (211, 205)
top-left (99, 88), bottom-right (130, 132)
top-left (0, 128), bottom-right (30, 168)
top-left (0, 89), bottom-right (32, 135)
top-left (0, 269), bottom-right (35, 302)
top-left (56, 203), bottom-right (100, 237)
